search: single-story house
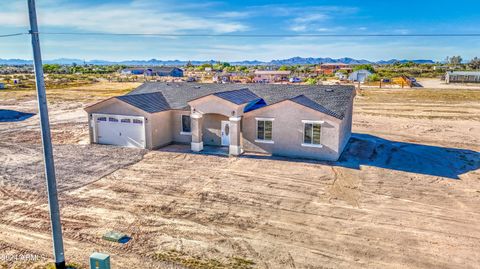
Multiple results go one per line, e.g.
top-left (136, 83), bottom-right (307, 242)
top-left (445, 71), bottom-right (480, 83)
top-left (84, 83), bottom-right (355, 161)
top-left (253, 70), bottom-right (291, 83)
top-left (120, 68), bottom-right (145, 75)
top-left (316, 63), bottom-right (352, 75)
top-left (147, 67), bottom-right (184, 77)
top-left (348, 70), bottom-right (373, 83)
top-left (213, 73), bottom-right (232, 83)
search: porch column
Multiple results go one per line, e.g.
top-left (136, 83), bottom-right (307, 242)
top-left (191, 112), bottom-right (203, 152)
top-left (229, 116), bottom-right (243, 156)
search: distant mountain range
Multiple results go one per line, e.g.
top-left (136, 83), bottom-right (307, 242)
top-left (0, 57), bottom-right (435, 66)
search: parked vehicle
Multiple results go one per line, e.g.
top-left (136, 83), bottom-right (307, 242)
top-left (289, 77), bottom-right (302, 83)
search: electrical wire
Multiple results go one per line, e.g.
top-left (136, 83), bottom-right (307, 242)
top-left (34, 32), bottom-right (480, 37)
top-left (0, 33), bottom-right (28, 38)
top-left (3, 32), bottom-right (480, 38)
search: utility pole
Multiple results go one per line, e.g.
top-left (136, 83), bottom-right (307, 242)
top-left (27, 0), bottom-right (66, 268)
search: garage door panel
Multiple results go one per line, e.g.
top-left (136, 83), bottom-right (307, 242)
top-left (94, 114), bottom-right (145, 148)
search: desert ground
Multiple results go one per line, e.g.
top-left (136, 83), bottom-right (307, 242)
top-left (0, 82), bottom-right (479, 269)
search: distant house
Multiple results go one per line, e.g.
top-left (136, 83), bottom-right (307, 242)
top-left (253, 70), bottom-right (291, 83)
top-left (0, 83), bottom-right (5, 89)
top-left (147, 67), bottom-right (184, 77)
top-left (213, 73), bottom-right (232, 83)
top-left (348, 70), bottom-right (373, 83)
top-left (445, 71), bottom-right (480, 83)
top-left (121, 68), bottom-right (145, 75)
top-left (316, 63), bottom-right (352, 75)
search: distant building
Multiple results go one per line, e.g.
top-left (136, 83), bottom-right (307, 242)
top-left (213, 73), bottom-right (232, 83)
top-left (147, 67), bottom-right (184, 77)
top-left (348, 70), bottom-right (372, 83)
top-left (253, 70), bottom-right (291, 83)
top-left (316, 63), bottom-right (352, 75)
top-left (445, 71), bottom-right (480, 84)
top-left (0, 83), bottom-right (5, 89)
top-left (121, 68), bottom-right (145, 75)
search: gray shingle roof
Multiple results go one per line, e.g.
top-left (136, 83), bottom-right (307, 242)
top-left (290, 95), bottom-right (341, 118)
top-left (213, 88), bottom-right (260, 105)
top-left (150, 67), bottom-right (182, 73)
top-left (116, 92), bottom-right (170, 113)
top-left (125, 82), bottom-right (355, 119)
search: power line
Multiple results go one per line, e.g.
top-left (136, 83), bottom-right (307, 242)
top-left (0, 33), bottom-right (27, 38)
top-left (33, 32), bottom-right (480, 38)
top-left (3, 31), bottom-right (480, 38)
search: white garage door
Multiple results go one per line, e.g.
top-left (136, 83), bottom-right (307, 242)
top-left (93, 114), bottom-right (146, 148)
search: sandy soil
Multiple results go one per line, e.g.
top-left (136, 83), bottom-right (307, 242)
top-left (417, 78), bottom-right (480, 90)
top-left (0, 83), bottom-right (479, 269)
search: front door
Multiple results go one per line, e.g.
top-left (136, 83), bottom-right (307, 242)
top-left (221, 120), bottom-right (230, 146)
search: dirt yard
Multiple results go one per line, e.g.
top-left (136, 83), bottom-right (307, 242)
top-left (0, 83), bottom-right (479, 269)
top-left (417, 78), bottom-right (480, 90)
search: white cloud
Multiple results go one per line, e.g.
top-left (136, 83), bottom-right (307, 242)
top-left (0, 1), bottom-right (248, 34)
top-left (287, 6), bottom-right (357, 32)
top-left (293, 13), bottom-right (329, 24)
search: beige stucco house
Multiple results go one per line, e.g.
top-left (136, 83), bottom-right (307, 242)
top-left (84, 82), bottom-right (355, 161)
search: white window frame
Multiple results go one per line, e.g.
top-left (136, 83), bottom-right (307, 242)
top-left (301, 120), bottom-right (324, 148)
top-left (255, 117), bottom-right (274, 144)
top-left (180, 114), bottom-right (192, 135)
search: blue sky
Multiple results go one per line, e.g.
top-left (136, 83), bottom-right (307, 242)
top-left (1, 0), bottom-right (480, 61)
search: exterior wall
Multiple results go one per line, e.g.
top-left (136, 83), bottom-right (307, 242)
top-left (242, 100), bottom-right (343, 161)
top-left (149, 111), bottom-right (173, 149)
top-left (171, 110), bottom-right (192, 144)
top-left (338, 95), bottom-right (354, 155)
top-left (202, 114), bottom-right (228, 146)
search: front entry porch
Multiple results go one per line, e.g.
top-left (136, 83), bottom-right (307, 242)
top-left (186, 88), bottom-right (267, 156)
top-left (190, 112), bottom-right (243, 156)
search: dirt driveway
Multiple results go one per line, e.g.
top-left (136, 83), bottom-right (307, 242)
top-left (0, 83), bottom-right (479, 269)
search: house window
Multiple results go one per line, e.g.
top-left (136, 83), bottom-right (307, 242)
top-left (121, 119), bottom-right (131, 123)
top-left (302, 121), bottom-right (323, 147)
top-left (181, 115), bottom-right (191, 134)
top-left (132, 119), bottom-right (143, 124)
top-left (108, 117), bottom-right (118, 122)
top-left (97, 117), bottom-right (107, 122)
top-left (256, 118), bottom-right (274, 143)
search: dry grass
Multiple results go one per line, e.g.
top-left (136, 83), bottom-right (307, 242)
top-left (154, 250), bottom-right (255, 269)
top-left (0, 81), bottom-right (141, 104)
top-left (358, 88), bottom-right (480, 103)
